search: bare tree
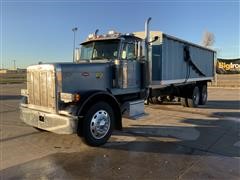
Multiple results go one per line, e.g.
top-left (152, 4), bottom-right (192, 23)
top-left (202, 31), bottom-right (215, 47)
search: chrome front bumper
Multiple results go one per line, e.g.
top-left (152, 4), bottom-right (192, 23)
top-left (20, 106), bottom-right (78, 134)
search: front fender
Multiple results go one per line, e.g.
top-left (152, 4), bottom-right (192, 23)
top-left (77, 90), bottom-right (122, 131)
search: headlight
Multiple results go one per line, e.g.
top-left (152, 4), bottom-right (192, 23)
top-left (60, 92), bottom-right (80, 103)
top-left (20, 89), bottom-right (28, 105)
top-left (21, 89), bottom-right (28, 96)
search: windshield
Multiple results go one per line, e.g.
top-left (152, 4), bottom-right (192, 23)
top-left (80, 40), bottom-right (120, 60)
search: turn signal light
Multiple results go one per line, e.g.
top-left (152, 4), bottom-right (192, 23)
top-left (74, 93), bottom-right (81, 102)
top-left (60, 92), bottom-right (81, 103)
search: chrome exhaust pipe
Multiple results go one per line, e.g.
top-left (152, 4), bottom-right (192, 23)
top-left (145, 17), bottom-right (152, 88)
top-left (145, 17), bottom-right (152, 58)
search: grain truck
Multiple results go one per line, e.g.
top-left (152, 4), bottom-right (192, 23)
top-left (20, 18), bottom-right (215, 146)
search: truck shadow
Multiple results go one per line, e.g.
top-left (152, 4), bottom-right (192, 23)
top-left (103, 117), bottom-right (240, 157)
top-left (1, 116), bottom-right (239, 179)
top-left (202, 100), bottom-right (240, 110)
top-left (150, 100), bottom-right (240, 110)
top-left (211, 111), bottom-right (240, 118)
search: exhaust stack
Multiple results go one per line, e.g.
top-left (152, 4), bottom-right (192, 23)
top-left (145, 17), bottom-right (152, 87)
top-left (145, 17), bottom-right (151, 59)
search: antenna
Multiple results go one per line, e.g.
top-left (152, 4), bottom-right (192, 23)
top-left (72, 27), bottom-right (78, 62)
top-left (94, 29), bottom-right (99, 36)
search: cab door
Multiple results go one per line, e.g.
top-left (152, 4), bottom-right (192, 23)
top-left (120, 41), bottom-right (141, 89)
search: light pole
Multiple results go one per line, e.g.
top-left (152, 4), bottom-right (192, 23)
top-left (72, 27), bottom-right (78, 62)
top-left (13, 60), bottom-right (16, 70)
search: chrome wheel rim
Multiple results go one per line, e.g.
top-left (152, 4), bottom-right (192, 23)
top-left (90, 110), bottom-right (110, 139)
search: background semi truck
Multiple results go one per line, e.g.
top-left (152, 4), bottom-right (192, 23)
top-left (20, 18), bottom-right (215, 146)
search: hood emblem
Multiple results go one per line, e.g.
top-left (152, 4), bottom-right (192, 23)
top-left (81, 72), bottom-right (90, 77)
top-left (96, 72), bottom-right (103, 79)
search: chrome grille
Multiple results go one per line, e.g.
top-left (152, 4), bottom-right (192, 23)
top-left (27, 65), bottom-right (56, 111)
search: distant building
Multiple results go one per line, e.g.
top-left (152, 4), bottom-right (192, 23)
top-left (0, 68), bottom-right (26, 74)
top-left (0, 69), bottom-right (8, 74)
top-left (16, 68), bottom-right (27, 73)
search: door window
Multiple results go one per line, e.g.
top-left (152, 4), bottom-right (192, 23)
top-left (121, 42), bottom-right (138, 60)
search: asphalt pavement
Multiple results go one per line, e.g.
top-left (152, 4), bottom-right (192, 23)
top-left (0, 84), bottom-right (239, 179)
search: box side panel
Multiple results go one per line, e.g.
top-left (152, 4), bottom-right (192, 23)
top-left (157, 35), bottom-right (214, 84)
top-left (189, 46), bottom-right (214, 78)
top-left (161, 37), bottom-right (185, 81)
top-left (152, 44), bottom-right (162, 81)
top-left (134, 31), bottom-right (214, 85)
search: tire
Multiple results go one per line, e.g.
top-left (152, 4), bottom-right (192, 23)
top-left (149, 97), bottom-right (157, 104)
top-left (168, 95), bottom-right (175, 102)
top-left (199, 85), bottom-right (208, 105)
top-left (181, 97), bottom-right (188, 107)
top-left (187, 86), bottom-right (200, 108)
top-left (82, 101), bottom-right (114, 146)
top-left (149, 96), bottom-right (163, 104)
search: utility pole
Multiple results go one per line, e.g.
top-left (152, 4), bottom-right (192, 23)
top-left (13, 60), bottom-right (16, 70)
top-left (72, 27), bottom-right (78, 62)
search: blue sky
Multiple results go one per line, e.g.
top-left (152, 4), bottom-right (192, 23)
top-left (1, 0), bottom-right (239, 68)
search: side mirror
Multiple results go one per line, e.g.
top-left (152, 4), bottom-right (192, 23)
top-left (148, 36), bottom-right (159, 44)
top-left (153, 36), bottom-right (159, 41)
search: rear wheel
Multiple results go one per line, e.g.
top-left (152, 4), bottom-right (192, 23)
top-left (187, 86), bottom-right (200, 108)
top-left (149, 96), bottom-right (158, 104)
top-left (199, 84), bottom-right (208, 105)
top-left (149, 96), bottom-right (163, 104)
top-left (82, 102), bottom-right (114, 146)
top-left (181, 97), bottom-right (188, 107)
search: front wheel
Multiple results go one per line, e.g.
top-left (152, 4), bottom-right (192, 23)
top-left (83, 102), bottom-right (114, 146)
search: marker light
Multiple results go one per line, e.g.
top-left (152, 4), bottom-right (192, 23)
top-left (88, 34), bottom-right (94, 39)
top-left (60, 92), bottom-right (81, 103)
top-left (108, 30), bottom-right (116, 35)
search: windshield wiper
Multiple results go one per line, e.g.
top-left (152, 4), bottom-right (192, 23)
top-left (92, 57), bottom-right (103, 60)
top-left (92, 57), bottom-right (112, 60)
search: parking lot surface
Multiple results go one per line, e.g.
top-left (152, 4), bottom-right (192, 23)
top-left (0, 84), bottom-right (239, 179)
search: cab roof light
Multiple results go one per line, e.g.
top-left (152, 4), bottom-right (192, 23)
top-left (108, 30), bottom-right (116, 35)
top-left (125, 33), bottom-right (134, 36)
top-left (88, 33), bottom-right (94, 39)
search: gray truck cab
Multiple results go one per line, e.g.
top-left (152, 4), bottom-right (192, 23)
top-left (20, 28), bottom-right (149, 146)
